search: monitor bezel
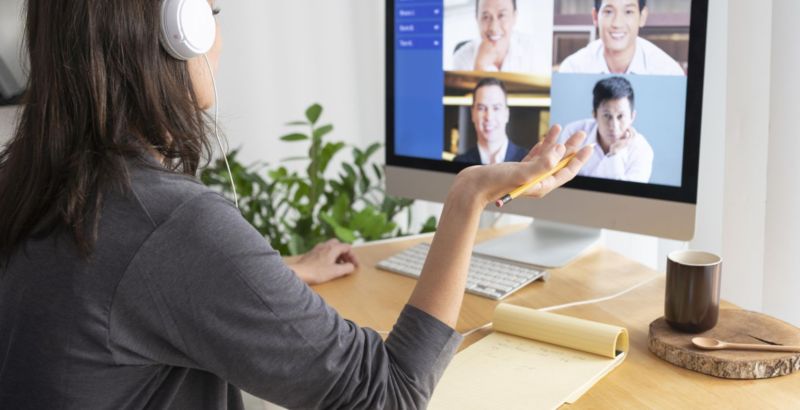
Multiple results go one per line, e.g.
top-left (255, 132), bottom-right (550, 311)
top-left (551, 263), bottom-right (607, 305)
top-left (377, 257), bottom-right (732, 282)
top-left (385, 0), bottom-right (709, 205)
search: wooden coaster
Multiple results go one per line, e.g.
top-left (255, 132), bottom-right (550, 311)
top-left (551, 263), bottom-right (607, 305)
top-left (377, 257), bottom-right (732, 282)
top-left (648, 309), bottom-right (800, 379)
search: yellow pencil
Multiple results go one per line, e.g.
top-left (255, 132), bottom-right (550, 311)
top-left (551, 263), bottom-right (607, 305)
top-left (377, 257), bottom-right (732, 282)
top-left (495, 145), bottom-right (593, 208)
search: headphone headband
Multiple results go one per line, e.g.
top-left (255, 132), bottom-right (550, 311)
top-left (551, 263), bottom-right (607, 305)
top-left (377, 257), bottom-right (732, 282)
top-left (159, 0), bottom-right (216, 60)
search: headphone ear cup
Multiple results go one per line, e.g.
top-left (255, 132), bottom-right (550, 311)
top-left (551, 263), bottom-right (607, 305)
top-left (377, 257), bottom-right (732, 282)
top-left (159, 0), bottom-right (216, 61)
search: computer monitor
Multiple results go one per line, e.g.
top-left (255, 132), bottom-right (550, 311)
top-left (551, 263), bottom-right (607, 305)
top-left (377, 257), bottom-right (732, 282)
top-left (385, 0), bottom-right (708, 267)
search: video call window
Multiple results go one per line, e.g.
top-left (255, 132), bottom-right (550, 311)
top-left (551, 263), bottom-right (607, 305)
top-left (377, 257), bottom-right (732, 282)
top-left (443, 0), bottom-right (554, 75)
top-left (553, 0), bottom-right (691, 74)
top-left (395, 0), bottom-right (694, 188)
top-left (443, 73), bottom-right (550, 164)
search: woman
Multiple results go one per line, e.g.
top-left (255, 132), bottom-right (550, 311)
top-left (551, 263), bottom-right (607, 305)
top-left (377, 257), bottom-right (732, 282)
top-left (0, 0), bottom-right (591, 408)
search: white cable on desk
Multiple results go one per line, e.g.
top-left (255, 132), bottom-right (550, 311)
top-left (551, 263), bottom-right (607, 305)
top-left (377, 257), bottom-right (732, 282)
top-left (459, 274), bottom-right (660, 339)
top-left (537, 274), bottom-right (660, 312)
top-left (374, 275), bottom-right (660, 338)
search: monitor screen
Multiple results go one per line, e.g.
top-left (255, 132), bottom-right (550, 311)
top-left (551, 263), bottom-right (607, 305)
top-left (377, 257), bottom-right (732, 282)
top-left (387, 0), bottom-right (708, 205)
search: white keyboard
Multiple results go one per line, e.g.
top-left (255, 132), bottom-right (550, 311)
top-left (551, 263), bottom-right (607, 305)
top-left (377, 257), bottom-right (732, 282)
top-left (376, 243), bottom-right (548, 300)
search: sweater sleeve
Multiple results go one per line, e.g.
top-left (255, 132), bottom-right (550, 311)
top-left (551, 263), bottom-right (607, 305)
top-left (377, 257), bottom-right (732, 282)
top-left (108, 192), bottom-right (462, 409)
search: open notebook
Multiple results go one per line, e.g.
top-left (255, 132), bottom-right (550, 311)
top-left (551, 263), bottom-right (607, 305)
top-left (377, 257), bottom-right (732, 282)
top-left (429, 304), bottom-right (629, 410)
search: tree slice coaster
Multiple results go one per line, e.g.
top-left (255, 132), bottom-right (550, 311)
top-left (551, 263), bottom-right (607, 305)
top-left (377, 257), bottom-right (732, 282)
top-left (648, 309), bottom-right (800, 379)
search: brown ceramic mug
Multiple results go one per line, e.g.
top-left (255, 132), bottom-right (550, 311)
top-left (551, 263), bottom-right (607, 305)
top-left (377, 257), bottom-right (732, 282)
top-left (664, 250), bottom-right (722, 333)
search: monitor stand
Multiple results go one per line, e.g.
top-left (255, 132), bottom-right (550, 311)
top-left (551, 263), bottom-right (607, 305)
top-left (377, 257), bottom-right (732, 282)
top-left (472, 219), bottom-right (601, 269)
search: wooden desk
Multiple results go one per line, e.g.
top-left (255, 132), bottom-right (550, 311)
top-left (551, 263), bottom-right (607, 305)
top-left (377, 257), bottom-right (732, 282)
top-left (311, 226), bottom-right (800, 408)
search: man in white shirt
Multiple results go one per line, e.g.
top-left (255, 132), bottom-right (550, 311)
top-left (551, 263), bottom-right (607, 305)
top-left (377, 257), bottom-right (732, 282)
top-left (559, 0), bottom-right (684, 76)
top-left (454, 78), bottom-right (527, 164)
top-left (559, 77), bottom-right (653, 182)
top-left (451, 0), bottom-right (540, 74)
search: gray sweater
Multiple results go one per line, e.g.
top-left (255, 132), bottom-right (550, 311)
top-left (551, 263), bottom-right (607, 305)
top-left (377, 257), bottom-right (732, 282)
top-left (0, 158), bottom-right (462, 409)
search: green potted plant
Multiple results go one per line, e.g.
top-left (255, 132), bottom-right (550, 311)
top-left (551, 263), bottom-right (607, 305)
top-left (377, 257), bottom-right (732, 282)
top-left (201, 103), bottom-right (436, 255)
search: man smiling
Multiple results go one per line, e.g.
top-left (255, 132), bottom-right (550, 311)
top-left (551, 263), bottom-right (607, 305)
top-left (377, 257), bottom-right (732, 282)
top-left (452, 0), bottom-right (540, 73)
top-left (559, 0), bottom-right (684, 75)
top-left (454, 78), bottom-right (527, 164)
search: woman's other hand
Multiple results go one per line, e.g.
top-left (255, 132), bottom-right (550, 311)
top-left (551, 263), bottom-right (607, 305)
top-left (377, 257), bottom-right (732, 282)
top-left (289, 239), bottom-right (359, 285)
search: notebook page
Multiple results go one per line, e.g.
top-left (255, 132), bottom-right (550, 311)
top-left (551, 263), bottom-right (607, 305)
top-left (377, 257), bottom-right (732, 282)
top-left (428, 332), bottom-right (626, 410)
top-left (428, 305), bottom-right (628, 410)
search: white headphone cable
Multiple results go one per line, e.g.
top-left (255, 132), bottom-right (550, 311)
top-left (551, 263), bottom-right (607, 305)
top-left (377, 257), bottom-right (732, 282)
top-left (203, 53), bottom-right (240, 209)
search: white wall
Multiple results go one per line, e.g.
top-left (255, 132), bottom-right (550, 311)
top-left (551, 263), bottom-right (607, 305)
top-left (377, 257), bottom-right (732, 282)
top-left (687, 0), bottom-right (727, 270)
top-left (0, 0), bottom-right (27, 97)
top-left (718, 0), bottom-right (773, 313)
top-left (0, 106), bottom-right (18, 144)
top-left (215, 1), bottom-right (384, 167)
top-left (689, 0), bottom-right (800, 326)
top-left (762, 0), bottom-right (800, 326)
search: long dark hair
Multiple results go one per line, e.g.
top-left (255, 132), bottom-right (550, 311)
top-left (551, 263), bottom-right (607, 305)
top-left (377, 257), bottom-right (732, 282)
top-left (0, 0), bottom-right (213, 260)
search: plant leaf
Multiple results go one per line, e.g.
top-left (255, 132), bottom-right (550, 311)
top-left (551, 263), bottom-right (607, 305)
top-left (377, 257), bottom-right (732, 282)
top-left (353, 147), bottom-right (366, 167)
top-left (421, 216), bottom-right (438, 233)
top-left (293, 181), bottom-right (310, 203)
top-left (313, 124), bottom-right (334, 140)
top-left (350, 207), bottom-right (396, 240)
top-left (280, 133), bottom-right (308, 142)
top-left (334, 226), bottom-right (356, 243)
top-left (320, 213), bottom-right (356, 243)
top-left (268, 167), bottom-right (288, 179)
top-left (358, 165), bottom-right (370, 193)
top-left (281, 156), bottom-right (309, 162)
top-left (342, 163), bottom-right (357, 181)
top-left (319, 141), bottom-right (345, 174)
top-left (364, 142), bottom-right (382, 159)
top-left (332, 194), bottom-right (350, 224)
top-left (288, 234), bottom-right (305, 256)
top-left (199, 103), bottom-right (440, 252)
top-left (305, 104), bottom-right (323, 125)
top-left (372, 163), bottom-right (383, 181)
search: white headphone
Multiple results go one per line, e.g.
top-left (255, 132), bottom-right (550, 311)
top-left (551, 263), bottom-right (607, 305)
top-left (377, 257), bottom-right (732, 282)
top-left (159, 0), bottom-right (216, 61)
top-left (159, 0), bottom-right (240, 209)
